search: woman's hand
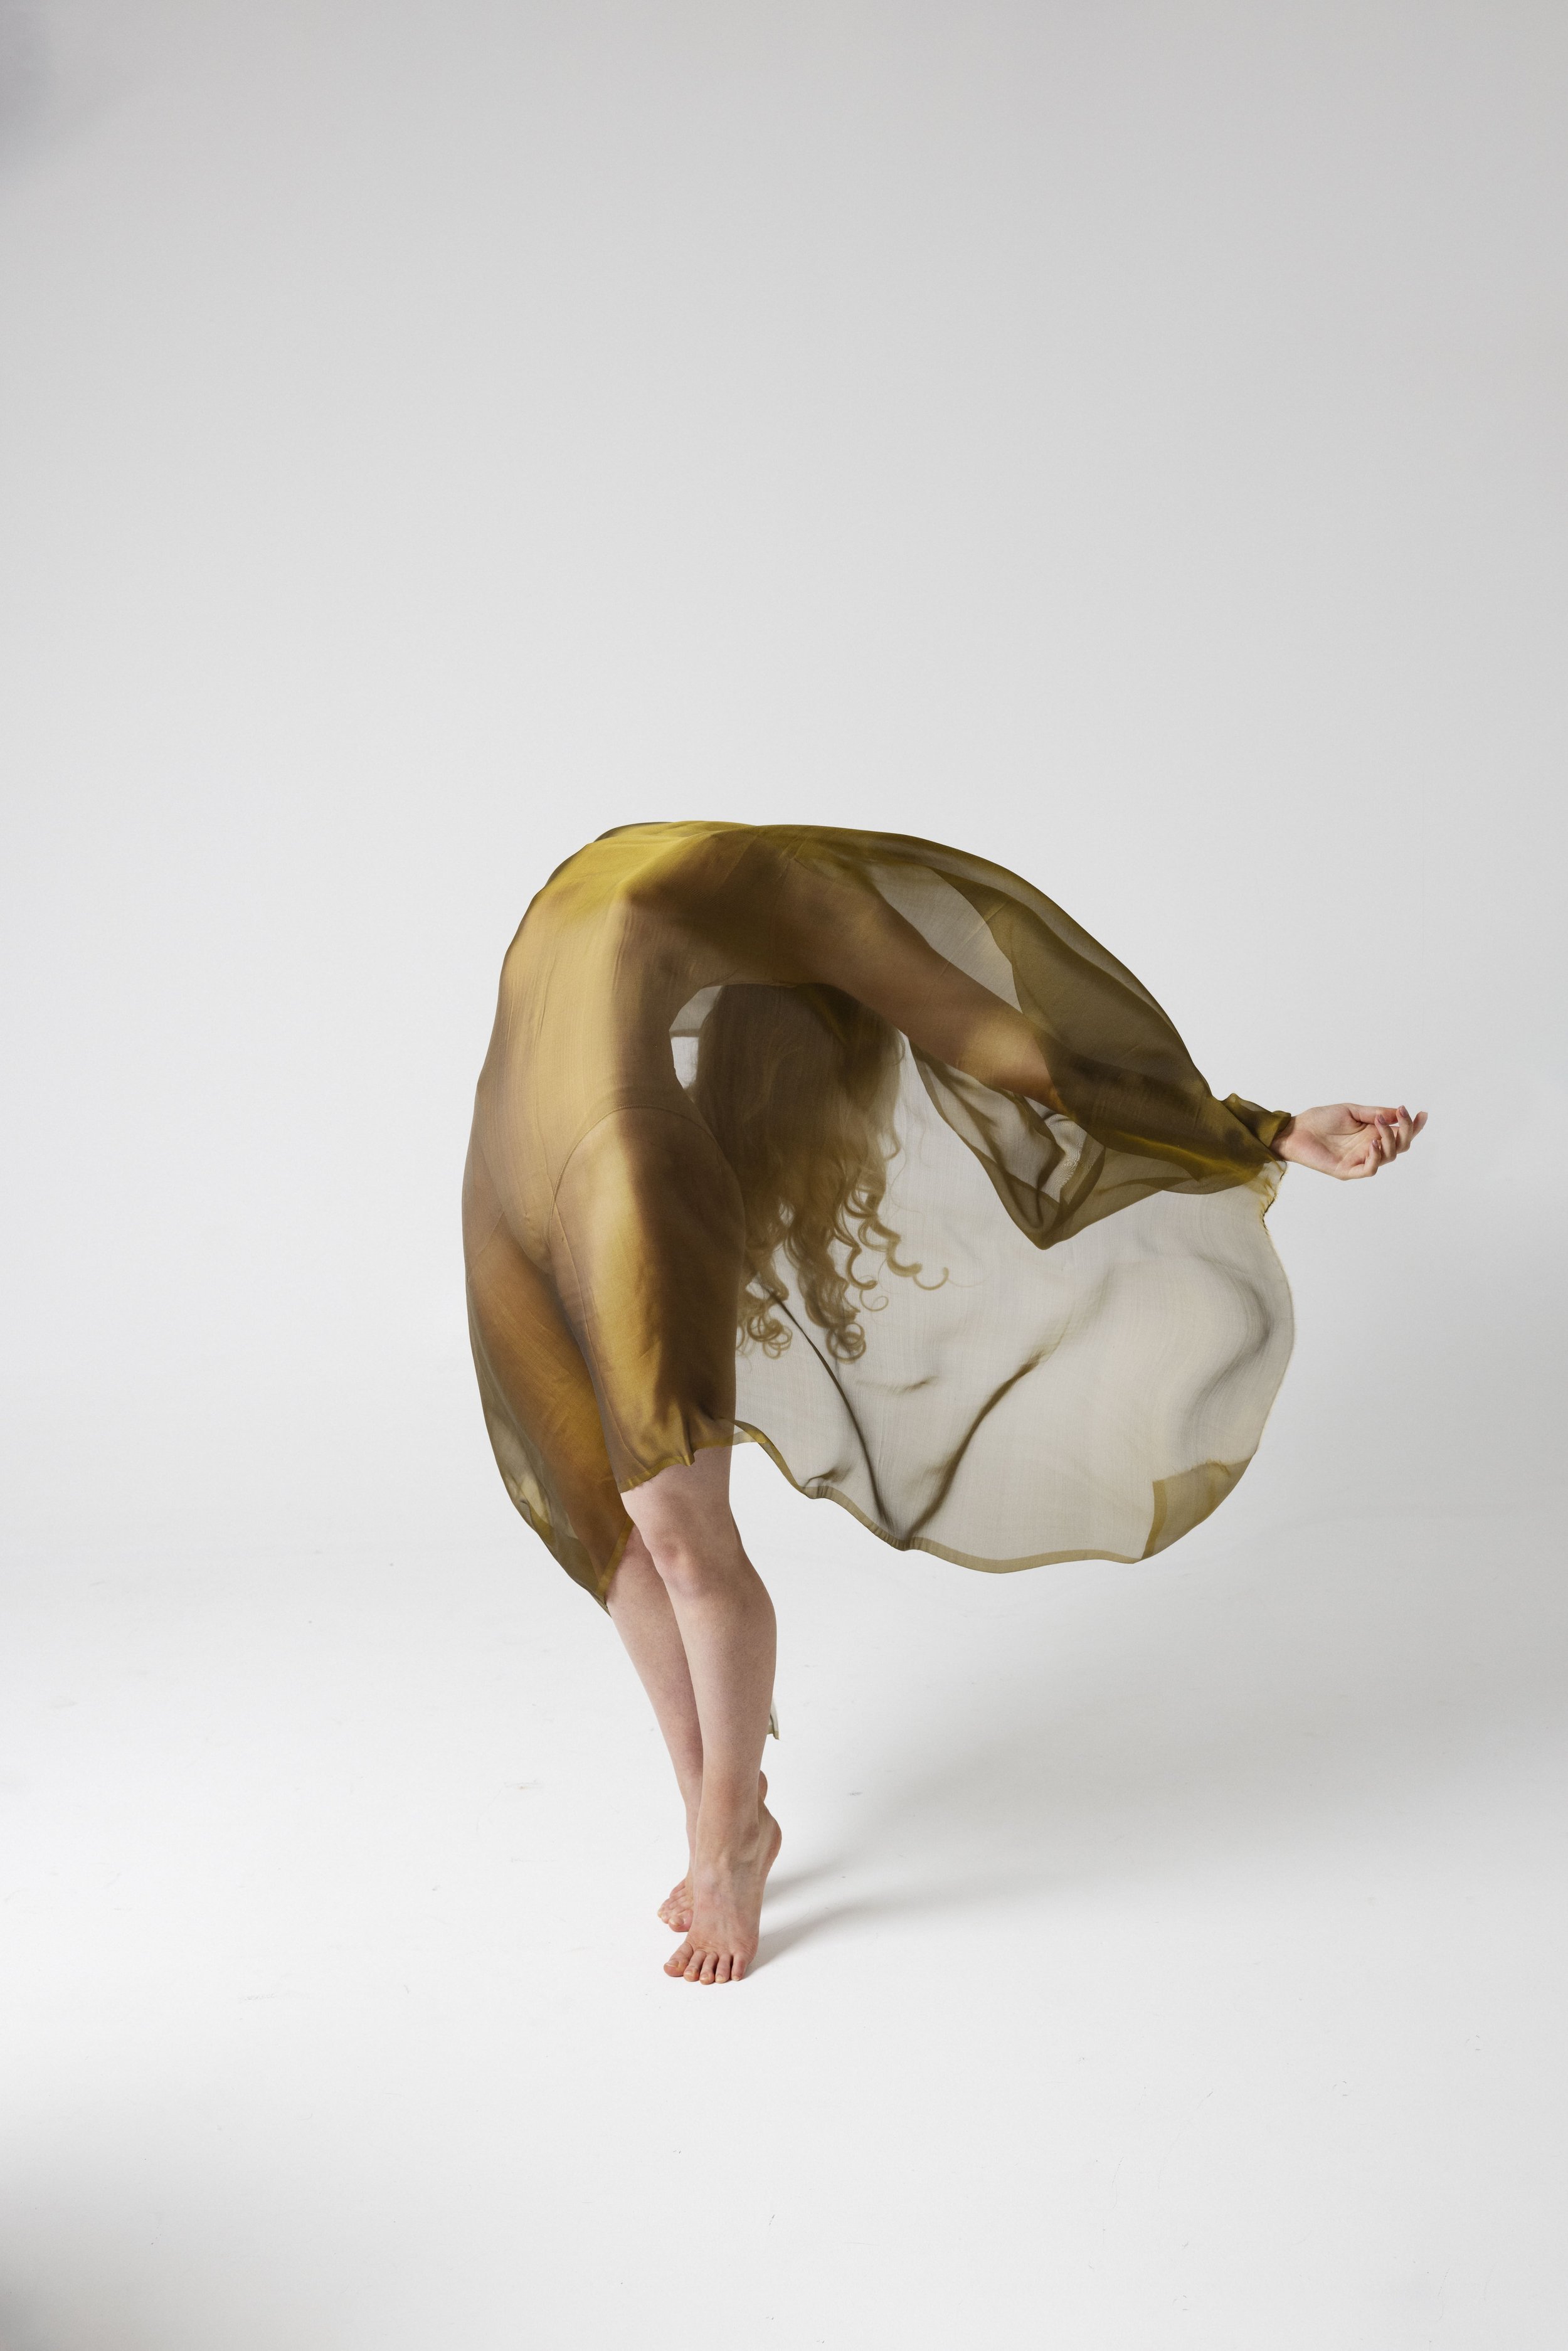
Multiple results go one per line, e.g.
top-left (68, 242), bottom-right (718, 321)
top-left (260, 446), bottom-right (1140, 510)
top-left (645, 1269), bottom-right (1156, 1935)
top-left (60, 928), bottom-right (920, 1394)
top-left (1272, 1102), bottom-right (1427, 1179)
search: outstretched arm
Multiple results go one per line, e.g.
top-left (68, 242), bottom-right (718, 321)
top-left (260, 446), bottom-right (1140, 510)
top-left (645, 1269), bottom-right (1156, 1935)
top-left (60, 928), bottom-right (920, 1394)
top-left (1272, 1102), bottom-right (1427, 1179)
top-left (769, 853), bottom-right (1065, 1109)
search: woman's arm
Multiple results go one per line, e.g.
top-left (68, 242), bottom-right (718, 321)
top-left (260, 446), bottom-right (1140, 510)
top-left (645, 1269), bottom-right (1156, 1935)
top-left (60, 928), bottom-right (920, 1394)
top-left (1272, 1102), bottom-right (1427, 1179)
top-left (770, 855), bottom-right (1064, 1109)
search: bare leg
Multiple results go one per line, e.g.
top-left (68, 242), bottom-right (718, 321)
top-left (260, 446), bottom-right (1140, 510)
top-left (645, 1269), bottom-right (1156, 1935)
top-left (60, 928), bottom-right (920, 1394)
top-left (620, 1446), bottom-right (780, 1983)
top-left (605, 1532), bottom-right (704, 1925)
top-left (607, 1537), bottom-right (770, 1931)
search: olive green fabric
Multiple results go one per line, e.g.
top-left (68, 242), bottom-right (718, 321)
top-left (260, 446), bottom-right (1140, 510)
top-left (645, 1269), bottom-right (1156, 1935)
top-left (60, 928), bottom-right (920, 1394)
top-left (464, 821), bottom-right (1292, 1601)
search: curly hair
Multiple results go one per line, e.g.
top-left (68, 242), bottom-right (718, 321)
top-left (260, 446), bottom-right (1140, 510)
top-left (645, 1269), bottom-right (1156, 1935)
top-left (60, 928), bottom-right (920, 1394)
top-left (692, 981), bottom-right (928, 1362)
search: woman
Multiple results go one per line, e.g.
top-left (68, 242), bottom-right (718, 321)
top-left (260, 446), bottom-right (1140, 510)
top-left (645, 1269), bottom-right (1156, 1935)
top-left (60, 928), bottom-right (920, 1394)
top-left (463, 820), bottom-right (1424, 1983)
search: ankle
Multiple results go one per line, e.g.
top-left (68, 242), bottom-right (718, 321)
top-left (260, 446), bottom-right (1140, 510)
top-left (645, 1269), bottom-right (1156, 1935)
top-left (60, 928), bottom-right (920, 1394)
top-left (696, 1807), bottom-right (767, 1862)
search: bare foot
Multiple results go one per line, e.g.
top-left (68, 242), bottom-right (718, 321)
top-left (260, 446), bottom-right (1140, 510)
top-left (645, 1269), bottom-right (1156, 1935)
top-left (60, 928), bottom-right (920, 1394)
top-left (657, 1874), bottom-right (692, 1932)
top-left (657, 1774), bottom-right (768, 1934)
top-left (664, 1801), bottom-right (781, 1984)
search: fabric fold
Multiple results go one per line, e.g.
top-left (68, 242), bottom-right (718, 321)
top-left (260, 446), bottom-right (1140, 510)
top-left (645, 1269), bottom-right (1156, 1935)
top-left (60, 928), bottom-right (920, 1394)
top-left (465, 821), bottom-right (1294, 1598)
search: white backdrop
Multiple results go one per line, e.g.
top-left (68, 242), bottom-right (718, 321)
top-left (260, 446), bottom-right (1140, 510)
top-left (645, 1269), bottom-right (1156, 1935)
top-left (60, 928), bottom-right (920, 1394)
top-left (1, 4), bottom-right (1564, 2347)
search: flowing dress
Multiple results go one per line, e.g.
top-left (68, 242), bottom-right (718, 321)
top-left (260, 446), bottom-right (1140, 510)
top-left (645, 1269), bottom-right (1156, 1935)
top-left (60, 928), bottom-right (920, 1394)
top-left (463, 820), bottom-right (1293, 1602)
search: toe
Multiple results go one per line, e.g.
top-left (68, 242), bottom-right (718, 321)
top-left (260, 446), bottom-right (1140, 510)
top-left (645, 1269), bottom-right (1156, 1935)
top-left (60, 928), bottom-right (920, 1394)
top-left (665, 1940), bottom-right (694, 1978)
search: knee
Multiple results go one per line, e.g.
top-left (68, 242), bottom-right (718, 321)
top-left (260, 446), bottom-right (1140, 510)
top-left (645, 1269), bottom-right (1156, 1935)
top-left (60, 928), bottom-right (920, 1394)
top-left (644, 1529), bottom-right (743, 1605)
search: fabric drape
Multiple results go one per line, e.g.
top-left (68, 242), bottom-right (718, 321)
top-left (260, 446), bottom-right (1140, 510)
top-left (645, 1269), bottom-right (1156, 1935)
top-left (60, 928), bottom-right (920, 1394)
top-left (464, 821), bottom-right (1292, 1600)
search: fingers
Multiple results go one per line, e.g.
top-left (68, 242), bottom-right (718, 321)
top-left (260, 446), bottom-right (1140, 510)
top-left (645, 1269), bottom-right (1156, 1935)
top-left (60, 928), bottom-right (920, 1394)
top-left (1345, 1117), bottom-right (1382, 1177)
top-left (1347, 1103), bottom-right (1428, 1152)
top-left (1340, 1105), bottom-right (1428, 1178)
top-left (1372, 1105), bottom-right (1428, 1160)
top-left (1341, 1113), bottom-right (1387, 1179)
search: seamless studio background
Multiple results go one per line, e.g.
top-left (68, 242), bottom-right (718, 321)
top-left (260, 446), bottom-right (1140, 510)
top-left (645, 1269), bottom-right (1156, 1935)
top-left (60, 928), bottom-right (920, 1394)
top-left (1, 3), bottom-right (1564, 2346)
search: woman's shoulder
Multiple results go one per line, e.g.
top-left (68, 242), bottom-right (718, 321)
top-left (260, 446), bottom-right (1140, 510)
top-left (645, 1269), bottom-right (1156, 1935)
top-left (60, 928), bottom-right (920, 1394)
top-left (536, 820), bottom-right (753, 903)
top-left (529, 822), bottom-right (797, 930)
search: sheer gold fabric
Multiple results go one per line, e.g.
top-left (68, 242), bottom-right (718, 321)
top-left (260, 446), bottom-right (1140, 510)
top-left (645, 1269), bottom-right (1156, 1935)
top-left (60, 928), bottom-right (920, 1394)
top-left (464, 822), bottom-right (1293, 1602)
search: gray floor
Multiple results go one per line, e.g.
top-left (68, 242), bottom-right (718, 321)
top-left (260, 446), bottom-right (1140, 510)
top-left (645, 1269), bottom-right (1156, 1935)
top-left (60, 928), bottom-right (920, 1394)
top-left (3, 1438), bottom-right (1564, 2348)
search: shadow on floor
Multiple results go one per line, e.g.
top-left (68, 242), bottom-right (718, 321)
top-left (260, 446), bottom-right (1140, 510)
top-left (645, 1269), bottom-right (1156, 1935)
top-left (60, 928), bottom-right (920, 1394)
top-left (755, 1507), bottom-right (1568, 1964)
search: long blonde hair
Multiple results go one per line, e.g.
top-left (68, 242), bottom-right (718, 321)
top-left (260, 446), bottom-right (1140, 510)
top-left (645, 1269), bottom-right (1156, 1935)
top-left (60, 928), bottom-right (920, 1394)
top-left (692, 982), bottom-right (921, 1361)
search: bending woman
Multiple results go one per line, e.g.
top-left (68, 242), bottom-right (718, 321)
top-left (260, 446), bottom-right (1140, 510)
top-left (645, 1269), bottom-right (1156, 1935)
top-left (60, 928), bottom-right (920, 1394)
top-left (462, 822), bottom-right (1424, 1983)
